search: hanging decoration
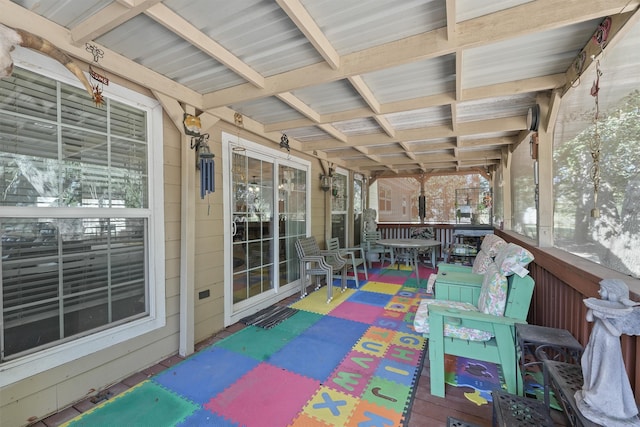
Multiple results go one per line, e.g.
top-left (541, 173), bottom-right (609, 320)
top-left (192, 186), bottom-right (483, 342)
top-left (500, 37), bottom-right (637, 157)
top-left (280, 133), bottom-right (290, 153)
top-left (589, 60), bottom-right (602, 218)
top-left (232, 113), bottom-right (246, 152)
top-left (199, 140), bottom-right (215, 202)
top-left (85, 43), bottom-right (107, 107)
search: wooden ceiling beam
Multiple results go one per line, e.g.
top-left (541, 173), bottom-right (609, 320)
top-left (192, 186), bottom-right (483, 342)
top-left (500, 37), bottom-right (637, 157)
top-left (203, 0), bottom-right (633, 109)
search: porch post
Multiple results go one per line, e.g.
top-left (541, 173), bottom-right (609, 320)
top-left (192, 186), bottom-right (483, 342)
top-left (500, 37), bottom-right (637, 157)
top-left (537, 92), bottom-right (556, 247)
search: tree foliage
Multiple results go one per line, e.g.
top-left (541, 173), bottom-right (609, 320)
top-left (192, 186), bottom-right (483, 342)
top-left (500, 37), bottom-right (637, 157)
top-left (554, 89), bottom-right (640, 277)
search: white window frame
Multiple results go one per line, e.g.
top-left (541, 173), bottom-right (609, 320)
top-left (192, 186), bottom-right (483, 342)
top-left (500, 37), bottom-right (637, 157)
top-left (0, 48), bottom-right (165, 387)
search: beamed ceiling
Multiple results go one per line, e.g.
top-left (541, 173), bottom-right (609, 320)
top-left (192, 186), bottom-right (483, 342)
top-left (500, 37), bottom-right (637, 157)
top-left (2, 0), bottom-right (639, 179)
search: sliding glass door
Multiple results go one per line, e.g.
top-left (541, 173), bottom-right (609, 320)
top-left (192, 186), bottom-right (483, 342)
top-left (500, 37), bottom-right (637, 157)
top-left (223, 133), bottom-right (309, 324)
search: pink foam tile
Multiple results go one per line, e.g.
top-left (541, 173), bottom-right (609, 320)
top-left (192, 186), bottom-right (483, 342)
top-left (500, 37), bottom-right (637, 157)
top-left (204, 363), bottom-right (320, 426)
top-left (325, 350), bottom-right (382, 397)
top-left (329, 301), bottom-right (384, 324)
top-left (373, 274), bottom-right (407, 284)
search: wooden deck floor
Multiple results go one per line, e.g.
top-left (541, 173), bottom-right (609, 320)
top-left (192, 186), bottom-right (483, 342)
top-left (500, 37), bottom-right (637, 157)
top-left (408, 351), bottom-right (570, 427)
top-left (35, 291), bottom-right (569, 427)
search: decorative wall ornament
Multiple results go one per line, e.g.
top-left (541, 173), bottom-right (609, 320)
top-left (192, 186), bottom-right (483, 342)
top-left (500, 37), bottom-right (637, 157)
top-left (0, 24), bottom-right (96, 103)
top-left (279, 133), bottom-right (290, 153)
top-left (85, 43), bottom-right (108, 107)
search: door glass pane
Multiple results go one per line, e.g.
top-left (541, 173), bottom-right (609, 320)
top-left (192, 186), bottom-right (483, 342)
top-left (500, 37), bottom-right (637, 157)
top-left (231, 152), bottom-right (274, 304)
top-left (278, 166), bottom-right (306, 285)
top-left (353, 175), bottom-right (363, 246)
top-left (331, 172), bottom-right (348, 246)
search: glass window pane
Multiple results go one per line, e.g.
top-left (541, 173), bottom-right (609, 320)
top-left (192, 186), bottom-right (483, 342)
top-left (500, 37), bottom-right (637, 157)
top-left (1, 65), bottom-right (153, 361)
top-left (111, 139), bottom-right (148, 208)
top-left (511, 140), bottom-right (537, 239)
top-left (61, 85), bottom-right (107, 132)
top-left (553, 21), bottom-right (640, 279)
top-left (0, 67), bottom-right (58, 121)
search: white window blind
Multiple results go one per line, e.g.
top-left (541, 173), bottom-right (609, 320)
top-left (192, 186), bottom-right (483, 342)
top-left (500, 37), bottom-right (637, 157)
top-left (1, 67), bottom-right (151, 361)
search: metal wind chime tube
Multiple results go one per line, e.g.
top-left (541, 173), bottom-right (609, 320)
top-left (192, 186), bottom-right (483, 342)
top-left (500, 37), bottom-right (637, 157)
top-left (199, 145), bottom-right (215, 200)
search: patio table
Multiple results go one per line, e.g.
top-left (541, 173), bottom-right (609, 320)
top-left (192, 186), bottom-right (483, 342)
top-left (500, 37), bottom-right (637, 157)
top-left (376, 238), bottom-right (440, 285)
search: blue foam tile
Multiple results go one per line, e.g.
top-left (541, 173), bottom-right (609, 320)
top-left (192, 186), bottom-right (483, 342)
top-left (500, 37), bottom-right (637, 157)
top-left (153, 347), bottom-right (260, 404)
top-left (176, 408), bottom-right (240, 427)
top-left (267, 335), bottom-right (351, 381)
top-left (347, 290), bottom-right (393, 307)
top-left (374, 358), bottom-right (420, 387)
top-left (303, 315), bottom-right (369, 346)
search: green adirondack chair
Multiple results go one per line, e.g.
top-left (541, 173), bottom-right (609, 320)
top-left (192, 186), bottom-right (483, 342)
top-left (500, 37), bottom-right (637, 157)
top-left (418, 273), bottom-right (535, 398)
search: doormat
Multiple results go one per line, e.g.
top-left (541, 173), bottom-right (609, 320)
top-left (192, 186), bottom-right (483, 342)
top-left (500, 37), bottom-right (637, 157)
top-left (63, 265), bottom-right (434, 427)
top-left (240, 305), bottom-right (299, 329)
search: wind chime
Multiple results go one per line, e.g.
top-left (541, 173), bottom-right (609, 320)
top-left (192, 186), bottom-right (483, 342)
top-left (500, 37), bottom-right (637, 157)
top-left (183, 114), bottom-right (215, 210)
top-left (85, 43), bottom-right (107, 107)
top-left (588, 17), bottom-right (610, 218)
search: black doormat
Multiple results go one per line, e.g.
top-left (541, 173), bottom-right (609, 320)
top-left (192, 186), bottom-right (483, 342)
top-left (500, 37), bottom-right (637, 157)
top-left (240, 305), bottom-right (299, 329)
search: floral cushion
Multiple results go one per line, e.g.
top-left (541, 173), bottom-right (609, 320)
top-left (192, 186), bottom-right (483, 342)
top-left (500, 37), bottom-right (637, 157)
top-left (494, 243), bottom-right (534, 277)
top-left (471, 249), bottom-right (493, 274)
top-left (480, 234), bottom-right (507, 257)
top-left (413, 299), bottom-right (493, 341)
top-left (477, 263), bottom-right (508, 316)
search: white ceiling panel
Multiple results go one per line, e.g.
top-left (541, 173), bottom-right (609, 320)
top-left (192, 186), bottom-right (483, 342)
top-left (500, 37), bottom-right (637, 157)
top-left (4, 0), bottom-right (634, 177)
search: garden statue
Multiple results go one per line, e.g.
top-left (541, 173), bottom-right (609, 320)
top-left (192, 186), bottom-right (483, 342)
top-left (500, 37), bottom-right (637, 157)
top-left (575, 278), bottom-right (640, 426)
top-left (363, 208), bottom-right (377, 232)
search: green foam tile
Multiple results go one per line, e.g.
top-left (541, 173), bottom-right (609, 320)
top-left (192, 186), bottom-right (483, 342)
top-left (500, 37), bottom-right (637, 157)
top-left (214, 325), bottom-right (296, 361)
top-left (65, 381), bottom-right (197, 427)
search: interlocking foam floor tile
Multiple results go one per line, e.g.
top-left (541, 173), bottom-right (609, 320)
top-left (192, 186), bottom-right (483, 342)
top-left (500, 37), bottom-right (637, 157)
top-left (361, 326), bottom-right (396, 344)
top-left (64, 381), bottom-right (198, 427)
top-left (176, 408), bottom-right (239, 427)
top-left (289, 412), bottom-right (332, 427)
top-left (374, 272), bottom-right (409, 284)
top-left (328, 301), bottom-right (385, 324)
top-left (352, 335), bottom-right (391, 359)
top-left (346, 398), bottom-right (404, 427)
top-left (204, 363), bottom-right (319, 427)
top-left (303, 315), bottom-right (370, 346)
top-left (385, 344), bottom-right (423, 367)
top-left (345, 289), bottom-right (394, 307)
top-left (268, 334), bottom-right (355, 381)
top-left (374, 358), bottom-right (420, 387)
top-left (301, 385), bottom-right (359, 426)
top-left (212, 325), bottom-right (297, 361)
top-left (389, 331), bottom-right (425, 351)
top-left (361, 376), bottom-right (412, 413)
top-left (290, 288), bottom-right (355, 314)
top-left (270, 309), bottom-right (322, 335)
top-left (359, 281), bottom-right (401, 295)
top-left (326, 350), bottom-right (382, 397)
top-left (153, 347), bottom-right (260, 404)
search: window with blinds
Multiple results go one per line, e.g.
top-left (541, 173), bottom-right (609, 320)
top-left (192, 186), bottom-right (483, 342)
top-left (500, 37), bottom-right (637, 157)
top-left (1, 67), bottom-right (150, 361)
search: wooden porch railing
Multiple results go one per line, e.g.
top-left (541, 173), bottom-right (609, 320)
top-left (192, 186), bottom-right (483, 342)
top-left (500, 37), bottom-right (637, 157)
top-left (375, 223), bottom-right (640, 404)
top-left (376, 223), bottom-right (492, 251)
top-left (495, 230), bottom-right (640, 406)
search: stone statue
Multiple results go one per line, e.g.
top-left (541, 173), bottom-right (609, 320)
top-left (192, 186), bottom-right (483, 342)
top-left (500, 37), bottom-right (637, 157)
top-left (575, 278), bottom-right (640, 426)
top-left (363, 208), bottom-right (377, 232)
